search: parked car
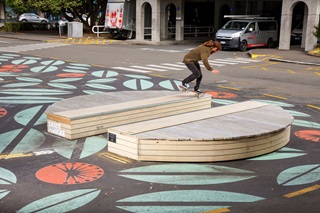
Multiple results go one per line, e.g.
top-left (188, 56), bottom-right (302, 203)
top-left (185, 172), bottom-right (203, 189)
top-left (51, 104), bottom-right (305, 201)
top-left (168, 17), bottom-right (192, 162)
top-left (18, 13), bottom-right (49, 23)
top-left (216, 16), bottom-right (278, 51)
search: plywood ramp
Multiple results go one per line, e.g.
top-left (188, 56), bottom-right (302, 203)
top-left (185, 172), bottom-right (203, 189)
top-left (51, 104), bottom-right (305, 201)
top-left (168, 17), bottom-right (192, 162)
top-left (107, 101), bottom-right (294, 162)
top-left (45, 91), bottom-right (212, 139)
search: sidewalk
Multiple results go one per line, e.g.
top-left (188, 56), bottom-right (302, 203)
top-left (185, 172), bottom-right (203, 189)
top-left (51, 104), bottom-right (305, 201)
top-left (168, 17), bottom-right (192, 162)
top-left (0, 31), bottom-right (319, 65)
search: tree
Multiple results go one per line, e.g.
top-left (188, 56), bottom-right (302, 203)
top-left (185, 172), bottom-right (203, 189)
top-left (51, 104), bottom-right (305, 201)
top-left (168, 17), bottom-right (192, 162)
top-left (5, 0), bottom-right (107, 32)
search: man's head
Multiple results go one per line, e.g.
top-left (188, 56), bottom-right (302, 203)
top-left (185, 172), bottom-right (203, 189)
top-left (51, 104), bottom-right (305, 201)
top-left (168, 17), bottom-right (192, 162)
top-left (211, 41), bottom-right (222, 54)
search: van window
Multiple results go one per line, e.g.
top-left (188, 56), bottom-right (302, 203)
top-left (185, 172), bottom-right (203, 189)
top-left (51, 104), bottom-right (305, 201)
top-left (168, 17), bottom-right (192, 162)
top-left (258, 21), bottom-right (277, 31)
top-left (222, 21), bottom-right (249, 30)
top-left (245, 23), bottom-right (255, 33)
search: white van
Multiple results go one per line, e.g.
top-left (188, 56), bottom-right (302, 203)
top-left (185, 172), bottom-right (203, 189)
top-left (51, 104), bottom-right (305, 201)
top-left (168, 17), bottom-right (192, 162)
top-left (216, 16), bottom-right (278, 51)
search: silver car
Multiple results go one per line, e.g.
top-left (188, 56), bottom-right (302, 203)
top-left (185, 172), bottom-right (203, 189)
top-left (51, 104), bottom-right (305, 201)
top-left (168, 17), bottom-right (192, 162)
top-left (18, 13), bottom-right (49, 23)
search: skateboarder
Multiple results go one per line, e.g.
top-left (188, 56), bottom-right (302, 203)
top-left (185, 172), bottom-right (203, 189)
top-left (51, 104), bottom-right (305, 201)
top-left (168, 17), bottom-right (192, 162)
top-left (180, 40), bottom-right (222, 93)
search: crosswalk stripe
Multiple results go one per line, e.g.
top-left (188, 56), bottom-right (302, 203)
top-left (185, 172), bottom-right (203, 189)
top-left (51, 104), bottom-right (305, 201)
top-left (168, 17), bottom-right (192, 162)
top-left (162, 63), bottom-right (186, 68)
top-left (216, 58), bottom-right (250, 63)
top-left (210, 59), bottom-right (238, 65)
top-left (111, 67), bottom-right (150, 73)
top-left (146, 64), bottom-right (183, 70)
top-left (0, 43), bottom-right (70, 52)
top-left (130, 65), bottom-right (167, 72)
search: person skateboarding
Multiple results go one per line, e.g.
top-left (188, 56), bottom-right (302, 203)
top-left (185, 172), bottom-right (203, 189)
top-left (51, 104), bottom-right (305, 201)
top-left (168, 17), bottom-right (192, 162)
top-left (180, 40), bottom-right (222, 93)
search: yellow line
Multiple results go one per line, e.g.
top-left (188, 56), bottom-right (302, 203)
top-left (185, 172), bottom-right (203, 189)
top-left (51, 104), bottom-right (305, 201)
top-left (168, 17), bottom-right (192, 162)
top-left (315, 72), bottom-right (320, 76)
top-left (217, 85), bottom-right (240, 91)
top-left (0, 153), bottom-right (34, 160)
top-left (202, 208), bottom-right (231, 213)
top-left (283, 184), bottom-right (320, 198)
top-left (263, 94), bottom-right (287, 100)
top-left (102, 39), bottom-right (107, 44)
top-left (101, 152), bottom-right (131, 164)
top-left (261, 67), bottom-right (268, 71)
top-left (91, 64), bottom-right (107, 68)
top-left (287, 69), bottom-right (296, 74)
top-left (307, 104), bottom-right (320, 110)
top-left (78, 39), bottom-right (82, 44)
top-left (148, 74), bottom-right (166, 78)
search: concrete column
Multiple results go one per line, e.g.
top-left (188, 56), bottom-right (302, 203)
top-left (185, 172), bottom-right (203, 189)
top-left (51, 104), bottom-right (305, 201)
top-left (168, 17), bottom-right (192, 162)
top-left (135, 0), bottom-right (144, 41)
top-left (304, 0), bottom-right (320, 51)
top-left (279, 1), bottom-right (292, 50)
top-left (175, 0), bottom-right (184, 41)
top-left (160, 0), bottom-right (168, 39)
top-left (149, 0), bottom-right (160, 42)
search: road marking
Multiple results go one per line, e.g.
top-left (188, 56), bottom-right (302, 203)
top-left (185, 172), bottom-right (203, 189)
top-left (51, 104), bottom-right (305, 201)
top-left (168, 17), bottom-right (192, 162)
top-left (263, 94), bottom-right (287, 100)
top-left (101, 152), bottom-right (132, 164)
top-left (315, 72), bottom-right (320, 76)
top-left (217, 85), bottom-right (240, 91)
top-left (0, 153), bottom-right (34, 159)
top-left (287, 69), bottom-right (296, 73)
top-left (0, 43), bottom-right (70, 52)
top-left (307, 104), bottom-right (320, 110)
top-left (283, 184), bottom-right (320, 198)
top-left (130, 65), bottom-right (167, 72)
top-left (0, 40), bottom-right (11, 43)
top-left (146, 64), bottom-right (183, 70)
top-left (111, 66), bottom-right (150, 73)
top-left (202, 208), bottom-right (231, 213)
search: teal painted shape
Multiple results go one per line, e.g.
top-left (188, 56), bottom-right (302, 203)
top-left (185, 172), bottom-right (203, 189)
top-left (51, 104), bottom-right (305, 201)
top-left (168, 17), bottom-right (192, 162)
top-left (248, 147), bottom-right (306, 161)
top-left (117, 190), bottom-right (264, 202)
top-left (0, 190), bottom-right (10, 200)
top-left (119, 174), bottom-right (255, 185)
top-left (86, 83), bottom-right (116, 90)
top-left (53, 140), bottom-right (77, 159)
top-left (125, 74), bottom-right (151, 79)
top-left (0, 129), bottom-right (22, 153)
top-left (293, 120), bottom-right (320, 129)
top-left (67, 66), bottom-right (88, 70)
top-left (141, 79), bottom-right (154, 90)
top-left (2, 53), bottom-right (20, 57)
top-left (280, 147), bottom-right (305, 152)
top-left (87, 78), bottom-right (117, 83)
top-left (48, 83), bottom-right (77, 90)
top-left (91, 70), bottom-right (104, 77)
top-left (24, 56), bottom-right (41, 60)
top-left (14, 105), bottom-right (43, 126)
top-left (277, 164), bottom-right (320, 186)
top-left (11, 129), bottom-right (45, 154)
top-left (0, 167), bottom-right (17, 184)
top-left (211, 99), bottom-right (238, 105)
top-left (80, 136), bottom-right (108, 159)
top-left (31, 65), bottom-right (58, 73)
top-left (83, 90), bottom-right (105, 95)
top-left (17, 189), bottom-right (100, 213)
top-left (12, 59), bottom-right (37, 65)
top-left (16, 77), bottom-right (42, 82)
top-left (0, 78), bottom-right (3, 81)
top-left (123, 79), bottom-right (137, 90)
top-left (0, 89), bottom-right (72, 95)
top-left (105, 70), bottom-right (119, 77)
top-left (159, 80), bottom-right (174, 90)
top-left (41, 60), bottom-right (65, 66)
top-left (0, 96), bottom-right (62, 104)
top-left (159, 80), bottom-right (181, 90)
top-left (285, 110), bottom-right (310, 117)
top-left (120, 164), bottom-right (254, 173)
top-left (120, 165), bottom-right (256, 185)
top-left (117, 205), bottom-right (229, 213)
top-left (2, 82), bottom-right (40, 88)
top-left (250, 99), bottom-right (294, 107)
top-left (50, 78), bottom-right (82, 83)
top-left (62, 69), bottom-right (86, 73)
top-left (70, 63), bottom-right (91, 67)
top-left (0, 73), bottom-right (18, 77)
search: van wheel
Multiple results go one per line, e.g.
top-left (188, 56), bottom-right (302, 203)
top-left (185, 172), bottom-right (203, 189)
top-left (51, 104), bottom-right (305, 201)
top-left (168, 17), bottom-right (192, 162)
top-left (239, 40), bottom-right (247, 52)
top-left (267, 38), bottom-right (274, 48)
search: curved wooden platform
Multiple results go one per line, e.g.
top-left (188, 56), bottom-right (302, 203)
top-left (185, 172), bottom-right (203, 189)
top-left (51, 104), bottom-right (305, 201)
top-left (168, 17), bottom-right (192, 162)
top-left (107, 100), bottom-right (294, 162)
top-left (45, 91), bottom-right (294, 162)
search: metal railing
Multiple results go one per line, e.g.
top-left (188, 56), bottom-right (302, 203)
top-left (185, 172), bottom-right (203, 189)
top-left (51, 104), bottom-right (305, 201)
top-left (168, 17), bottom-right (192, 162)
top-left (93, 25), bottom-right (214, 38)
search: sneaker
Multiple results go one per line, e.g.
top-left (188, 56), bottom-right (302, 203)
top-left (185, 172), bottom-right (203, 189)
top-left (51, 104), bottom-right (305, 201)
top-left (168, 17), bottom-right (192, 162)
top-left (194, 89), bottom-right (204, 94)
top-left (180, 82), bottom-right (189, 89)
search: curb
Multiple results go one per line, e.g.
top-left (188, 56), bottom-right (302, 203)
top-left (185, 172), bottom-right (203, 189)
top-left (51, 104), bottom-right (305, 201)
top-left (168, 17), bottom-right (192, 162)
top-left (269, 58), bottom-right (320, 66)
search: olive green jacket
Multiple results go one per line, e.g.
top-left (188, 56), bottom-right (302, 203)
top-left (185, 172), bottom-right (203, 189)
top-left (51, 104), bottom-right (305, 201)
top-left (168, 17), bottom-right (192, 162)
top-left (183, 46), bottom-right (213, 71)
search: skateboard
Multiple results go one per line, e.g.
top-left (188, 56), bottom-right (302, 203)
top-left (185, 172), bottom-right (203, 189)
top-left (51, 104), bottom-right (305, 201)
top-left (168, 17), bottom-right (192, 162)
top-left (179, 85), bottom-right (204, 98)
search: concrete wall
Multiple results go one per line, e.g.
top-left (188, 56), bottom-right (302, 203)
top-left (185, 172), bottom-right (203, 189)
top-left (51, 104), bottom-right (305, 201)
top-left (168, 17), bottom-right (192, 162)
top-left (279, 0), bottom-right (320, 51)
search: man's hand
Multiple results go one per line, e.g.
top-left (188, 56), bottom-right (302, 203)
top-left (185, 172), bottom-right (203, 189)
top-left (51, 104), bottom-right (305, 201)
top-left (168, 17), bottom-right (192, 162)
top-left (211, 70), bottom-right (220, 75)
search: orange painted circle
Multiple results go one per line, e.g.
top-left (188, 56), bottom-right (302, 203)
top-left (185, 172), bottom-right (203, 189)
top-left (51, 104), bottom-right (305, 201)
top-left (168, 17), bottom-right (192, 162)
top-left (294, 130), bottom-right (320, 142)
top-left (36, 162), bottom-right (104, 185)
top-left (0, 107), bottom-right (8, 118)
top-left (56, 73), bottom-right (85, 78)
top-left (205, 91), bottom-right (237, 99)
top-left (0, 65), bottom-right (28, 72)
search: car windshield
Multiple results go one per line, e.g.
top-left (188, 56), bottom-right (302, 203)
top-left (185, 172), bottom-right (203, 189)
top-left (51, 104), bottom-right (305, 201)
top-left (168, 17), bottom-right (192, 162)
top-left (222, 21), bottom-right (249, 30)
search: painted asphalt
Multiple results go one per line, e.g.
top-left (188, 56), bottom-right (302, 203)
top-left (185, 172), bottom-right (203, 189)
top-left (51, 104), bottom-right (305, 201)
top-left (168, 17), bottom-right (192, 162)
top-left (0, 32), bottom-right (319, 212)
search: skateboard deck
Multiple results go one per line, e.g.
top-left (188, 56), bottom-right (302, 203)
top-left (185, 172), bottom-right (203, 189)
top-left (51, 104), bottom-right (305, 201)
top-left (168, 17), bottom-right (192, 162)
top-left (179, 85), bottom-right (204, 98)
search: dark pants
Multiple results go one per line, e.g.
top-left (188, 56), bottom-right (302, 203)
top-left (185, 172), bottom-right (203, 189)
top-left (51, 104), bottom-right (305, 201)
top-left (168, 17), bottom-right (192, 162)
top-left (183, 62), bottom-right (203, 91)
